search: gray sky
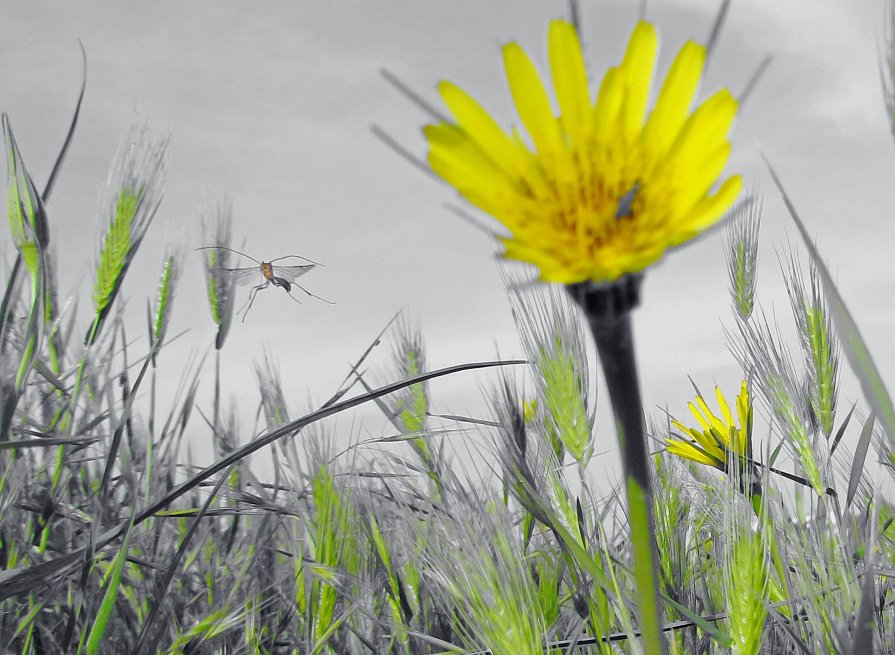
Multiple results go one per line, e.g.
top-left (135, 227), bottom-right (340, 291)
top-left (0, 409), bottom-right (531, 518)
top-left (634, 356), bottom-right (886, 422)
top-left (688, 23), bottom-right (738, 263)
top-left (1, 1), bottom-right (893, 478)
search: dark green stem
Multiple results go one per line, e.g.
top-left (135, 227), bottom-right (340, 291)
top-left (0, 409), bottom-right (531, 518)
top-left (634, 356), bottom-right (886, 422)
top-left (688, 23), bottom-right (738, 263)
top-left (569, 275), bottom-right (665, 655)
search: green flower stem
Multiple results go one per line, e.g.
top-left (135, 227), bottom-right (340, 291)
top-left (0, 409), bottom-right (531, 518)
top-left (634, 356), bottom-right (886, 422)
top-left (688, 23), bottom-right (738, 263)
top-left (570, 275), bottom-right (665, 655)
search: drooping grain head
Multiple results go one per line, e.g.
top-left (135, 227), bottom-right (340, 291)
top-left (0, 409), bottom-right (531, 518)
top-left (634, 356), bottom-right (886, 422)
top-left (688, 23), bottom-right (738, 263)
top-left (91, 125), bottom-right (167, 344)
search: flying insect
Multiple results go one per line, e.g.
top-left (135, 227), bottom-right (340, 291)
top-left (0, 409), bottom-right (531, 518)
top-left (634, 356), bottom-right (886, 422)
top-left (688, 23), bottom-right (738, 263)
top-left (197, 246), bottom-right (332, 322)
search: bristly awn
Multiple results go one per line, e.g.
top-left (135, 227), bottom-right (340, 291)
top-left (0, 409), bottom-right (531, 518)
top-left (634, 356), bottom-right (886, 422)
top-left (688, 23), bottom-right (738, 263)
top-left (196, 246), bottom-right (333, 322)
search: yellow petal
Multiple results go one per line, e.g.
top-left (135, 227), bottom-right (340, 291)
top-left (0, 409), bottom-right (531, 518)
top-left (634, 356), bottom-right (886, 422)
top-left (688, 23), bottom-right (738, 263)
top-left (660, 88), bottom-right (738, 173)
top-left (502, 41), bottom-right (562, 155)
top-left (593, 67), bottom-right (624, 137)
top-left (437, 81), bottom-right (527, 178)
top-left (715, 386), bottom-right (734, 428)
top-left (737, 381), bottom-right (752, 437)
top-left (695, 394), bottom-right (728, 435)
top-left (688, 400), bottom-right (713, 433)
top-left (682, 175), bottom-right (743, 232)
top-left (642, 40), bottom-right (706, 162)
top-left (671, 142), bottom-right (732, 215)
top-left (426, 132), bottom-right (505, 192)
top-left (426, 124), bottom-right (516, 217)
top-left (666, 439), bottom-right (716, 468)
top-left (548, 20), bottom-right (591, 139)
top-left (618, 21), bottom-right (658, 140)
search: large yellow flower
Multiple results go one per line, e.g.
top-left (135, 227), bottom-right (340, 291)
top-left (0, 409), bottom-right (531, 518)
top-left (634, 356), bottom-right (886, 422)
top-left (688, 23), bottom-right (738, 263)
top-left (665, 381), bottom-right (753, 471)
top-left (425, 20), bottom-right (742, 283)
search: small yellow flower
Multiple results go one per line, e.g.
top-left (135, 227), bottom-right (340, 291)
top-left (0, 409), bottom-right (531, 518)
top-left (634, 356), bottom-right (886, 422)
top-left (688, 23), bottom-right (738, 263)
top-left (425, 20), bottom-right (742, 284)
top-left (665, 381), bottom-right (752, 471)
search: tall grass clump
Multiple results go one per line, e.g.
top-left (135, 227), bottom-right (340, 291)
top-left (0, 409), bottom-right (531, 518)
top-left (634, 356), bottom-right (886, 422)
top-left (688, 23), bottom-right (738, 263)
top-left (3, 4), bottom-right (895, 654)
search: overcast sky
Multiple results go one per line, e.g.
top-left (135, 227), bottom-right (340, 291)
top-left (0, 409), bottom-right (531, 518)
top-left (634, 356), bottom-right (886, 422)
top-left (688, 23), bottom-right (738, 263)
top-left (1, 1), bottom-right (893, 479)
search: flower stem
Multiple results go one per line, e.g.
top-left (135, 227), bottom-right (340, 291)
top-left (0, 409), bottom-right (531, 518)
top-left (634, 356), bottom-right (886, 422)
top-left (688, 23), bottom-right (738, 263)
top-left (570, 276), bottom-right (665, 655)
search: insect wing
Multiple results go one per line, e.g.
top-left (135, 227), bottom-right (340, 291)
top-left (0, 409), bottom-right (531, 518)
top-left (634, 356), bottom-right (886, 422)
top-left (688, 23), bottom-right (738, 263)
top-left (271, 264), bottom-right (315, 283)
top-left (218, 265), bottom-right (263, 287)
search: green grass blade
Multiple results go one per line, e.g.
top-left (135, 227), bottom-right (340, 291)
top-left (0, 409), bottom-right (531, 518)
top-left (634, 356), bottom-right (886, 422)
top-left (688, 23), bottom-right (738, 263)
top-left (765, 157), bottom-right (895, 449)
top-left (83, 513), bottom-right (135, 655)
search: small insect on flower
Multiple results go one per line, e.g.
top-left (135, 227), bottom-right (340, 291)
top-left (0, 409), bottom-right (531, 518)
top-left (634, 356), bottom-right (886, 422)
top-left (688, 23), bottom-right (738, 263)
top-left (196, 246), bottom-right (332, 322)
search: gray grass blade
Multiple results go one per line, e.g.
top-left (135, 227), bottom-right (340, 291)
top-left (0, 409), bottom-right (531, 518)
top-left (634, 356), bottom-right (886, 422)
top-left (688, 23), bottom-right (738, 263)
top-left (850, 493), bottom-right (878, 655)
top-left (131, 464), bottom-right (235, 654)
top-left (0, 435), bottom-right (98, 449)
top-left (846, 414), bottom-right (875, 510)
top-left (830, 401), bottom-right (857, 456)
top-left (380, 68), bottom-right (451, 123)
top-left (704, 0), bottom-right (732, 67)
top-left (371, 124), bottom-right (439, 182)
top-left (764, 157), bottom-right (895, 449)
top-left (740, 55), bottom-right (773, 110)
top-left (97, 344), bottom-right (154, 504)
top-left (320, 309), bottom-right (401, 409)
top-left (0, 254), bottom-right (22, 353)
top-left (41, 41), bottom-right (86, 203)
top-left (769, 437), bottom-right (785, 466)
top-left (849, 569), bottom-right (876, 655)
top-left (137, 359), bottom-right (524, 522)
top-left (0, 358), bottom-right (524, 600)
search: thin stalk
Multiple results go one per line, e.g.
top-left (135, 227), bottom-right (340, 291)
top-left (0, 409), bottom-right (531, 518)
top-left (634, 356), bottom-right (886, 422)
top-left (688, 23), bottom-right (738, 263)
top-left (571, 276), bottom-right (665, 655)
top-left (53, 315), bottom-right (100, 432)
top-left (214, 348), bottom-right (221, 459)
top-left (590, 312), bottom-right (664, 653)
top-left (146, 359), bottom-right (156, 503)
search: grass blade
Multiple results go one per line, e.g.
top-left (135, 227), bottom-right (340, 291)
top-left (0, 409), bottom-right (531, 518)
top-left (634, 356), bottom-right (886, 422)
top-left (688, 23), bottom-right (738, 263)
top-left (0, 358), bottom-right (524, 601)
top-left (132, 465), bottom-right (235, 654)
top-left (82, 510), bottom-right (135, 655)
top-left (41, 41), bottom-right (86, 203)
top-left (764, 158), bottom-right (895, 450)
top-left (830, 401), bottom-right (857, 456)
top-left (846, 414), bottom-right (875, 510)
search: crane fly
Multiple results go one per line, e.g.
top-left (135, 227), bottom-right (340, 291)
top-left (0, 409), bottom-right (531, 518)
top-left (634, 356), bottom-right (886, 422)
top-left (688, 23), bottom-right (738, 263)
top-left (197, 246), bottom-right (332, 322)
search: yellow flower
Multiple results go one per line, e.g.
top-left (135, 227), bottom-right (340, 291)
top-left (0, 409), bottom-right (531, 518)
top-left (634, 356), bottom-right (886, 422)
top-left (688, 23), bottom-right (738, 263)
top-left (665, 381), bottom-right (753, 471)
top-left (425, 20), bottom-right (742, 284)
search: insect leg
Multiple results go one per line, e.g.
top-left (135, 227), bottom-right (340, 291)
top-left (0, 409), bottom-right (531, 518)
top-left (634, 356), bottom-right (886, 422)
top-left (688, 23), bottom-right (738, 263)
top-left (291, 283), bottom-right (334, 305)
top-left (238, 281), bottom-right (270, 322)
top-left (283, 289), bottom-right (304, 305)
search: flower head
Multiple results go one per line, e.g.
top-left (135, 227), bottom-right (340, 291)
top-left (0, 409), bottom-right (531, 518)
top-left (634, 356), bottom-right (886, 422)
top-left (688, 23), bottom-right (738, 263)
top-left (666, 380), bottom-right (753, 472)
top-left (425, 20), bottom-right (741, 283)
